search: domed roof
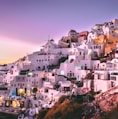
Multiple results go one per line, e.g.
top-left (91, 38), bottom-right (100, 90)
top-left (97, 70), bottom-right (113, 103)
top-left (69, 29), bottom-right (77, 33)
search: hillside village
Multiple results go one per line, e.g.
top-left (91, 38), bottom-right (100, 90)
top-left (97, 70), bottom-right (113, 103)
top-left (1, 19), bottom-right (118, 118)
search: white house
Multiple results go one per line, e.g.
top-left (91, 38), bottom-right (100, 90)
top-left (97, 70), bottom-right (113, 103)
top-left (94, 70), bottom-right (110, 92)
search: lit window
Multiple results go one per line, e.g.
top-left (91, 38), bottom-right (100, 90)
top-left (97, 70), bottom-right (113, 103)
top-left (60, 70), bottom-right (64, 75)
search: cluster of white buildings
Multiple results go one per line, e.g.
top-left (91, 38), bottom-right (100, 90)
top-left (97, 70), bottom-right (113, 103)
top-left (0, 19), bottom-right (118, 109)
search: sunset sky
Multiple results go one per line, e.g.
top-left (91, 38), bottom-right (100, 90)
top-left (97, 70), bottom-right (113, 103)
top-left (0, 0), bottom-right (118, 64)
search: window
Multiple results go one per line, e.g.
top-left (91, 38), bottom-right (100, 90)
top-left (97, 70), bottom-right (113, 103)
top-left (111, 22), bottom-right (113, 25)
top-left (80, 52), bottom-right (81, 55)
top-left (111, 81), bottom-right (115, 87)
top-left (98, 74), bottom-right (100, 79)
top-left (60, 70), bottom-right (64, 75)
top-left (70, 71), bottom-right (73, 77)
top-left (85, 64), bottom-right (87, 70)
top-left (44, 88), bottom-right (48, 93)
top-left (110, 77), bottom-right (116, 80)
top-left (97, 64), bottom-right (99, 68)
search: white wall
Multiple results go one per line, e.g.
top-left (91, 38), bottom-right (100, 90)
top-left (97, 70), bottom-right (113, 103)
top-left (28, 53), bottom-right (60, 70)
top-left (94, 79), bottom-right (110, 92)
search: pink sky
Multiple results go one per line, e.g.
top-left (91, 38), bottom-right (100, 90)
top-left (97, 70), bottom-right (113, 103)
top-left (0, 36), bottom-right (40, 64)
top-left (0, 0), bottom-right (118, 64)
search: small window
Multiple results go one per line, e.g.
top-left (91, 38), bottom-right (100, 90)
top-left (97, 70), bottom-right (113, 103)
top-left (80, 52), bottom-right (81, 55)
top-left (44, 88), bottom-right (48, 93)
top-left (98, 74), bottom-right (100, 79)
top-left (111, 81), bottom-right (115, 87)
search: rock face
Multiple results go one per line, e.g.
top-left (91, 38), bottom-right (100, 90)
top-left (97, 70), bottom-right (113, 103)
top-left (37, 92), bottom-right (118, 119)
top-left (95, 86), bottom-right (118, 112)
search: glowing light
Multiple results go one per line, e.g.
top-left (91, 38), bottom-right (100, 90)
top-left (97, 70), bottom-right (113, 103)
top-left (0, 96), bottom-right (3, 105)
top-left (115, 29), bottom-right (118, 33)
top-left (27, 72), bottom-right (33, 76)
top-left (26, 90), bottom-right (31, 96)
top-left (18, 88), bottom-right (25, 96)
top-left (12, 100), bottom-right (20, 108)
top-left (88, 49), bottom-right (92, 55)
top-left (60, 70), bottom-right (64, 75)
